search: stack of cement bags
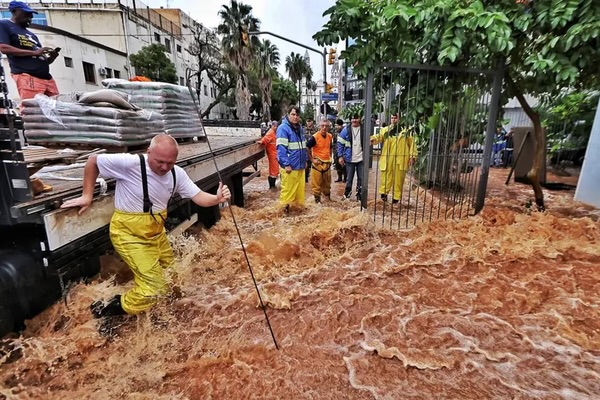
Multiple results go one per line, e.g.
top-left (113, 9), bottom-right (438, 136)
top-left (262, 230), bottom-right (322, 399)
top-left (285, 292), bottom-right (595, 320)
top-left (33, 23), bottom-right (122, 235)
top-left (102, 79), bottom-right (203, 139)
top-left (22, 91), bottom-right (165, 147)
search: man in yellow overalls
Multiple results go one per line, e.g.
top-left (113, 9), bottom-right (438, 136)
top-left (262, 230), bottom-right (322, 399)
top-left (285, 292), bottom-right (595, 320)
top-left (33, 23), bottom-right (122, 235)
top-left (62, 134), bottom-right (231, 317)
top-left (306, 119), bottom-right (333, 203)
top-left (370, 113), bottom-right (418, 204)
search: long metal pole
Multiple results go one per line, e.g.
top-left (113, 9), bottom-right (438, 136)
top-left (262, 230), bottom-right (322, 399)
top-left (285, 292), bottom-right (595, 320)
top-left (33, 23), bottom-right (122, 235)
top-left (474, 60), bottom-right (504, 214)
top-left (186, 84), bottom-right (279, 350)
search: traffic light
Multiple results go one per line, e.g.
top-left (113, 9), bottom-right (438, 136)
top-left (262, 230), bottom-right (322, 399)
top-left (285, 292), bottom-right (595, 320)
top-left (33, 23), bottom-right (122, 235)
top-left (327, 48), bottom-right (336, 65)
top-left (325, 83), bottom-right (334, 93)
top-left (239, 25), bottom-right (249, 47)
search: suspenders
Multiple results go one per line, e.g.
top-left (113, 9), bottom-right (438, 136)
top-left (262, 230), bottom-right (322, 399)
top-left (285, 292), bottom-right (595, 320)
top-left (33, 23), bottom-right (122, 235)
top-left (138, 154), bottom-right (176, 214)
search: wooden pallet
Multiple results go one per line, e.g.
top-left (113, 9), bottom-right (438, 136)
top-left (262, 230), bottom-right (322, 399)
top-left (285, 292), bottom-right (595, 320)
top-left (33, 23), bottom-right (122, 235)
top-left (33, 142), bottom-right (149, 154)
top-left (22, 147), bottom-right (85, 164)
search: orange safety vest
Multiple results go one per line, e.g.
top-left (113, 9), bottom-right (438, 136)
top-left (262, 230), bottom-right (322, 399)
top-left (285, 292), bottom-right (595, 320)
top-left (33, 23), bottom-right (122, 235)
top-left (311, 132), bottom-right (333, 162)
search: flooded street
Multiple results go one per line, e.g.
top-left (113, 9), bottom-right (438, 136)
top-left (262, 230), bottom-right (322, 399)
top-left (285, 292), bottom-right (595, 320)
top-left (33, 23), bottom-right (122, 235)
top-left (1, 163), bottom-right (599, 399)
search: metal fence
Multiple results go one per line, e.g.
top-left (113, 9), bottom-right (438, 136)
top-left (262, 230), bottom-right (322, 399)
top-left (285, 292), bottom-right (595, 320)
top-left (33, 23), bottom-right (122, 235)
top-left (359, 63), bottom-right (503, 229)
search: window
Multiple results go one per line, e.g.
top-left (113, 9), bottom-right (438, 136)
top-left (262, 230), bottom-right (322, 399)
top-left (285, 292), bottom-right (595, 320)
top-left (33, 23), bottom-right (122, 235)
top-left (1, 11), bottom-right (47, 25)
top-left (203, 85), bottom-right (208, 96)
top-left (154, 32), bottom-right (160, 42)
top-left (179, 76), bottom-right (184, 86)
top-left (82, 62), bottom-right (96, 84)
top-left (114, 70), bottom-right (121, 79)
top-left (176, 44), bottom-right (182, 53)
top-left (64, 57), bottom-right (73, 68)
top-left (164, 38), bottom-right (171, 53)
top-left (105, 67), bottom-right (113, 78)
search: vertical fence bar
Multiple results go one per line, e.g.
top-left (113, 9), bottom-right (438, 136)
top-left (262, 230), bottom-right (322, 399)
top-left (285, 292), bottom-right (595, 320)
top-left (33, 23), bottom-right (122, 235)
top-left (361, 72), bottom-right (375, 210)
top-left (474, 61), bottom-right (504, 214)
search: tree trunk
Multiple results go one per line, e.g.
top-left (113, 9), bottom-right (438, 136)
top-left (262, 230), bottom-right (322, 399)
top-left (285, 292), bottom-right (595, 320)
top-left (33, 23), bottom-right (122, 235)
top-left (259, 77), bottom-right (271, 120)
top-left (507, 75), bottom-right (545, 210)
top-left (236, 74), bottom-right (251, 120)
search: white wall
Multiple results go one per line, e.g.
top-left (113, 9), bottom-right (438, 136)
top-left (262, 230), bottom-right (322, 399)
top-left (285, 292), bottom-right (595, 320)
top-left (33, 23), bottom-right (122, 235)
top-left (575, 97), bottom-right (600, 208)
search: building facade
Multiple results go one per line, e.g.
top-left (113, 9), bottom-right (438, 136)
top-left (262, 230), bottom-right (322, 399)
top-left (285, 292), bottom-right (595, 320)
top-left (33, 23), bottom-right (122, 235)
top-left (0, 0), bottom-right (230, 119)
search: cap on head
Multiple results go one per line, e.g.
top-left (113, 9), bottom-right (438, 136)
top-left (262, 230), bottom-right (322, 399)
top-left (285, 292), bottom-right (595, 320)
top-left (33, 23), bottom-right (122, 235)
top-left (8, 1), bottom-right (38, 14)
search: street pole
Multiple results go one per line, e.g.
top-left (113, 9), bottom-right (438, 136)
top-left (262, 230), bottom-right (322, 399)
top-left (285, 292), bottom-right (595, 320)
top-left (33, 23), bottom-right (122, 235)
top-left (249, 31), bottom-right (328, 119)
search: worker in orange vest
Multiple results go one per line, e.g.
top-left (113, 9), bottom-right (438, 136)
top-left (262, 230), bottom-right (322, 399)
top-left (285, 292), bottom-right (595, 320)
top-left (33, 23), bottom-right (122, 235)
top-left (306, 119), bottom-right (333, 203)
top-left (257, 120), bottom-right (279, 189)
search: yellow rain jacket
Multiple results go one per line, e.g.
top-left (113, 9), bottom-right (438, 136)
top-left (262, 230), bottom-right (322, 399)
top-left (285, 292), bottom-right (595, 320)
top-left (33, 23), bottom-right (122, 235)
top-left (371, 125), bottom-right (418, 200)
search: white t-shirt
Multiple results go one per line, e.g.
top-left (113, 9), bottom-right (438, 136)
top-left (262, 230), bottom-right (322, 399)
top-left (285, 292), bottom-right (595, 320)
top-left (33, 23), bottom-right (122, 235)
top-left (97, 153), bottom-right (201, 212)
top-left (351, 126), bottom-right (363, 163)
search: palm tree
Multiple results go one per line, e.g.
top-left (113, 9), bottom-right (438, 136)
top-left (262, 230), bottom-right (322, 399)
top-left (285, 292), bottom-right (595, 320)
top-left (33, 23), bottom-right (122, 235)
top-left (256, 39), bottom-right (280, 120)
top-left (217, 0), bottom-right (260, 120)
top-left (285, 52), bottom-right (310, 110)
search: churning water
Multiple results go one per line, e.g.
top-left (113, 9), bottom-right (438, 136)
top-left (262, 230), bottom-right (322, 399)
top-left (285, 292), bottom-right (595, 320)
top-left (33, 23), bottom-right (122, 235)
top-left (1, 167), bottom-right (599, 399)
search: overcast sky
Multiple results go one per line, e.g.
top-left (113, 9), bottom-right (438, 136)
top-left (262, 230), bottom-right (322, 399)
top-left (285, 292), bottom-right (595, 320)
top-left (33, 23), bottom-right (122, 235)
top-left (144, 0), bottom-right (336, 80)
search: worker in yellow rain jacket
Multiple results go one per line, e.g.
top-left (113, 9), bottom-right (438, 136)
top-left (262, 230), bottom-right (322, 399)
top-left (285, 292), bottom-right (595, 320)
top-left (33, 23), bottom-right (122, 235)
top-left (370, 113), bottom-right (418, 204)
top-left (62, 134), bottom-right (231, 317)
top-left (306, 119), bottom-right (333, 203)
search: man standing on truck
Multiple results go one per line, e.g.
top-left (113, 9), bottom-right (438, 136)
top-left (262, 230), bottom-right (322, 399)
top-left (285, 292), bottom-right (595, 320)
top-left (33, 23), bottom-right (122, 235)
top-left (0, 1), bottom-right (60, 102)
top-left (61, 134), bottom-right (231, 318)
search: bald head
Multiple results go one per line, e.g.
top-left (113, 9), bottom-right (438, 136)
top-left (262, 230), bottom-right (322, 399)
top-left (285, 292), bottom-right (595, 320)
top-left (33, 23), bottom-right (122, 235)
top-left (149, 134), bottom-right (178, 151)
top-left (147, 134), bottom-right (178, 176)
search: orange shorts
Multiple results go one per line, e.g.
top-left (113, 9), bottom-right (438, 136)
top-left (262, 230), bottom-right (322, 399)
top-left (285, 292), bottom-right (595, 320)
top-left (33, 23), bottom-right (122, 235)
top-left (11, 73), bottom-right (59, 102)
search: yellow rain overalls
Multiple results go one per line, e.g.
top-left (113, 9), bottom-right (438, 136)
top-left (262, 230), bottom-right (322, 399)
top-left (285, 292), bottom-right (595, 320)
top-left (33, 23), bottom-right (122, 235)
top-left (110, 155), bottom-right (176, 315)
top-left (371, 125), bottom-right (418, 201)
top-left (309, 132), bottom-right (333, 200)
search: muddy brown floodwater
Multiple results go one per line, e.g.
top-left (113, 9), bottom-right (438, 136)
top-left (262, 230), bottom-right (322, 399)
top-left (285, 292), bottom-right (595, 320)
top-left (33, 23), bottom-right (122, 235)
top-left (1, 163), bottom-right (599, 399)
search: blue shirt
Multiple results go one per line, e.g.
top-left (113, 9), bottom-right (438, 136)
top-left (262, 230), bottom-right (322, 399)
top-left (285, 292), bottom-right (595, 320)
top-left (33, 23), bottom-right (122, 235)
top-left (0, 20), bottom-right (51, 79)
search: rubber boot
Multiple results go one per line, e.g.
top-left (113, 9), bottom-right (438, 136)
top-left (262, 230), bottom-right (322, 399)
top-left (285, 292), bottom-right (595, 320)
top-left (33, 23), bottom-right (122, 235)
top-left (268, 176), bottom-right (276, 189)
top-left (314, 195), bottom-right (321, 203)
top-left (91, 295), bottom-right (126, 318)
top-left (335, 170), bottom-right (342, 182)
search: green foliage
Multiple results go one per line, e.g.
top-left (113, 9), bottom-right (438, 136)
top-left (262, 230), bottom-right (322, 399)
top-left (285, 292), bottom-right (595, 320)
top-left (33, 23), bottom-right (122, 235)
top-left (539, 90), bottom-right (599, 153)
top-left (285, 52), bottom-right (313, 108)
top-left (339, 103), bottom-right (364, 120)
top-left (129, 44), bottom-right (178, 84)
top-left (271, 76), bottom-right (299, 121)
top-left (301, 102), bottom-right (316, 122)
top-left (314, 0), bottom-right (600, 97)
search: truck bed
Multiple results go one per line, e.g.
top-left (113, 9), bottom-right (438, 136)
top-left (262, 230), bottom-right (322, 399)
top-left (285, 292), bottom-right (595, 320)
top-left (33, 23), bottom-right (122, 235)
top-left (17, 137), bottom-right (259, 211)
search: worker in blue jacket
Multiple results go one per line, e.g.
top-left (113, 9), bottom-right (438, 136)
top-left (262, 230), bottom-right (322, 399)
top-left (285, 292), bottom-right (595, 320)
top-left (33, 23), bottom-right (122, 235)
top-left (277, 105), bottom-right (308, 211)
top-left (337, 114), bottom-right (365, 201)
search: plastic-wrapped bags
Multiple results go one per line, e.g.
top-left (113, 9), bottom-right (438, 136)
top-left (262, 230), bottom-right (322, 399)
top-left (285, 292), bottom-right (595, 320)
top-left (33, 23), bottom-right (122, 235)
top-left (22, 94), bottom-right (165, 147)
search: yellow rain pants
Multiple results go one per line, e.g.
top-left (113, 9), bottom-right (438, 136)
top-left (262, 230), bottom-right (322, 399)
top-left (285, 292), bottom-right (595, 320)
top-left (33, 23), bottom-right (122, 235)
top-left (109, 209), bottom-right (173, 315)
top-left (279, 168), bottom-right (305, 207)
top-left (372, 132), bottom-right (417, 201)
top-left (311, 160), bottom-right (332, 198)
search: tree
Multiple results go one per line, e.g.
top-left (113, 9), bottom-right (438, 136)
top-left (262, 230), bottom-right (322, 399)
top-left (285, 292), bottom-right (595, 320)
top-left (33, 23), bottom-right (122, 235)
top-left (300, 102), bottom-right (316, 122)
top-left (185, 26), bottom-right (237, 119)
top-left (255, 39), bottom-right (280, 120)
top-left (129, 43), bottom-right (177, 84)
top-left (314, 0), bottom-right (600, 210)
top-left (271, 75), bottom-right (299, 121)
top-left (285, 52), bottom-right (311, 109)
top-left (218, 0), bottom-right (260, 120)
top-left (539, 90), bottom-right (599, 166)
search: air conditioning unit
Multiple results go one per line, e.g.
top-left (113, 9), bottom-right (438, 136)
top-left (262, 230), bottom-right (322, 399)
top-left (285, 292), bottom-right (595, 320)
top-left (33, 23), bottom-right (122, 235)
top-left (98, 67), bottom-right (107, 76)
